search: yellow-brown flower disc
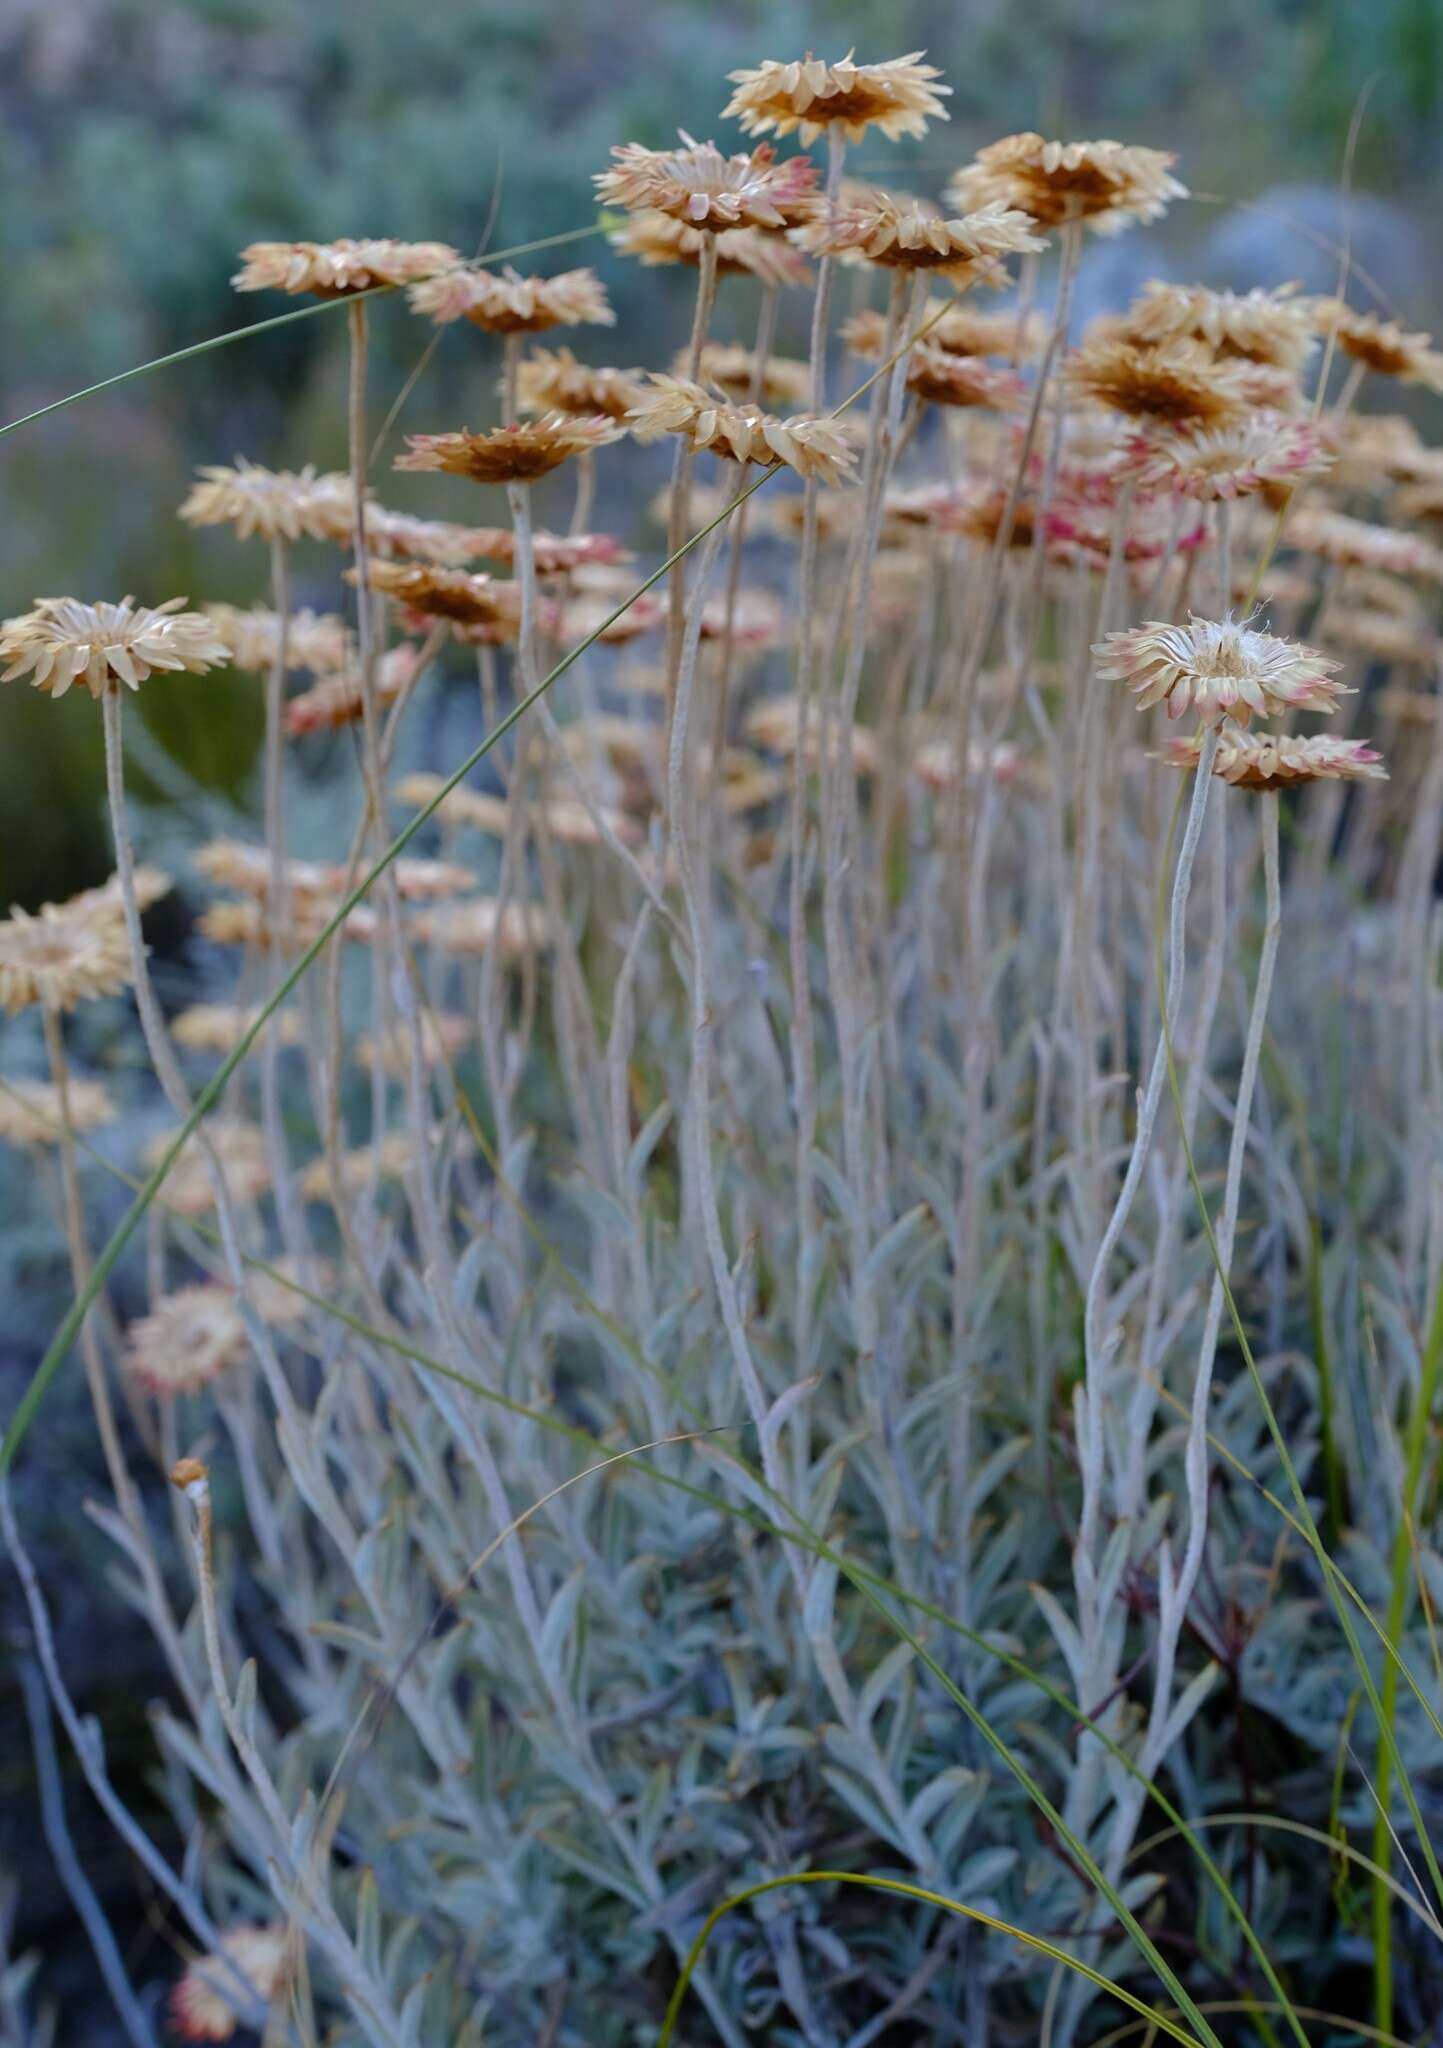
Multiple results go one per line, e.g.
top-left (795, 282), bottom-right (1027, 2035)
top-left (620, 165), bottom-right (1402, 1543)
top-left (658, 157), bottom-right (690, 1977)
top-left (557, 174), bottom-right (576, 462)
top-left (723, 52), bottom-right (951, 145)
top-left (1067, 337), bottom-right (1252, 430)
top-left (1, 597), bottom-right (230, 701)
top-left (396, 415), bottom-right (619, 485)
top-left (1313, 299), bottom-right (1443, 392)
top-left (949, 134), bottom-right (1186, 235)
top-left (408, 264), bottom-right (614, 334)
top-left (232, 238), bottom-right (459, 297)
top-left (348, 558), bottom-right (524, 630)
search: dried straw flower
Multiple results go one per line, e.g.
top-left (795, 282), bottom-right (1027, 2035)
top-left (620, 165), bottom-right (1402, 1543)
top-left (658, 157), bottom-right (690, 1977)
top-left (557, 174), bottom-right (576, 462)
top-left (699, 590), bottom-right (786, 646)
top-left (350, 559), bottom-right (524, 631)
top-left (912, 737), bottom-right (1024, 790)
top-left (299, 1131), bottom-right (426, 1201)
top-left (69, 869), bottom-right (172, 917)
top-left (397, 416), bottom-right (619, 485)
top-left (204, 604), bottom-right (352, 676)
top-left (173, 1003), bottom-right (304, 1054)
top-left (1285, 509), bottom-right (1443, 581)
top-left (144, 1122), bottom-right (271, 1218)
top-left (723, 52), bottom-right (950, 145)
top-left (1124, 416), bottom-right (1332, 500)
top-left (0, 899), bottom-right (134, 1014)
top-left (170, 1926), bottom-right (287, 2042)
top-left (745, 695), bottom-right (881, 774)
top-left (844, 302), bottom-right (1044, 362)
top-left (794, 194), bottom-right (1043, 279)
top-left (1095, 614), bottom-right (1348, 724)
top-left (597, 134), bottom-right (818, 231)
top-left (232, 239), bottom-right (458, 297)
top-left (1157, 730), bottom-right (1387, 787)
top-left (558, 593), bottom-right (667, 645)
top-left (1313, 300), bottom-right (1443, 392)
top-left (1, 597), bottom-right (230, 701)
top-left (1067, 337), bottom-right (1252, 429)
top-left (198, 897), bottom-right (378, 947)
top-left (690, 343), bottom-right (812, 409)
top-left (1396, 478), bottom-right (1443, 526)
top-left (367, 507), bottom-right (625, 572)
top-left (122, 1284), bottom-right (248, 1396)
top-left (609, 211), bottom-right (812, 287)
top-left (904, 343), bottom-right (1027, 410)
top-left (179, 462), bottom-right (354, 544)
top-left (1326, 411), bottom-right (1431, 490)
top-left (0, 1076), bottom-right (114, 1148)
top-left (357, 1011), bottom-right (472, 1074)
top-left (949, 134), bottom-right (1186, 235)
top-left (627, 375), bottom-right (858, 485)
top-left (195, 841), bottom-right (342, 902)
top-left (1122, 281), bottom-right (1318, 372)
top-left (408, 265), bottom-right (613, 334)
top-left (1326, 609), bottom-right (1441, 669)
top-left (414, 897), bottom-right (551, 960)
top-left (516, 348), bottom-right (646, 422)
top-left (284, 644), bottom-right (421, 736)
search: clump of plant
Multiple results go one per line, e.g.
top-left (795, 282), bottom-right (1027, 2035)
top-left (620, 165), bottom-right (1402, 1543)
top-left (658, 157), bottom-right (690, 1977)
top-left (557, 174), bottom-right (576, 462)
top-left (3, 46), bottom-right (1443, 2048)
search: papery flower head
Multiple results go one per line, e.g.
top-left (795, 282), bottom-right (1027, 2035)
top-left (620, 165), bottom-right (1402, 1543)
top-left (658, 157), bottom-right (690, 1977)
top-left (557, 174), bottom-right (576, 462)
top-left (396, 416), bottom-right (619, 485)
top-left (690, 342), bottom-right (812, 409)
top-left (1285, 508), bottom-right (1443, 581)
top-left (609, 211), bottom-right (811, 286)
top-left (745, 693), bottom-right (881, 774)
top-left (232, 239), bottom-right (458, 297)
top-left (203, 604), bottom-right (352, 675)
top-left (198, 896), bottom-right (378, 947)
top-left (627, 374), bottom-right (858, 484)
top-left (559, 592), bottom-right (667, 644)
top-left (0, 1076), bottom-right (114, 1148)
top-left (408, 264), bottom-right (613, 333)
top-left (905, 343), bottom-right (1027, 410)
top-left (1158, 729), bottom-right (1387, 787)
top-left (845, 301), bottom-right (1044, 362)
top-left (349, 558), bottom-right (524, 631)
top-left (949, 134), bottom-right (1185, 235)
top-left (1313, 299), bottom-right (1443, 392)
top-left (912, 736), bottom-right (1024, 791)
top-left (1, 598), bottom-right (230, 700)
top-left (173, 1002), bottom-right (304, 1054)
top-left (597, 134), bottom-right (818, 230)
top-left (1067, 337), bottom-right (1252, 429)
top-left (170, 1924), bottom-right (287, 2041)
top-left (1095, 613), bottom-right (1349, 724)
top-left (412, 897), bottom-right (550, 960)
top-left (1123, 416), bottom-right (1332, 500)
top-left (515, 347), bottom-right (645, 421)
top-left (1122, 281), bottom-right (1318, 372)
top-left (0, 897), bottom-right (135, 1013)
top-left (284, 644), bottom-right (421, 736)
top-left (357, 1011), bottom-right (473, 1074)
top-left (794, 194), bottom-right (1043, 280)
top-left (723, 52), bottom-right (950, 145)
top-left (145, 1122), bottom-right (271, 1219)
top-left (123, 1284), bottom-right (248, 1396)
top-left (179, 461), bottom-right (354, 544)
